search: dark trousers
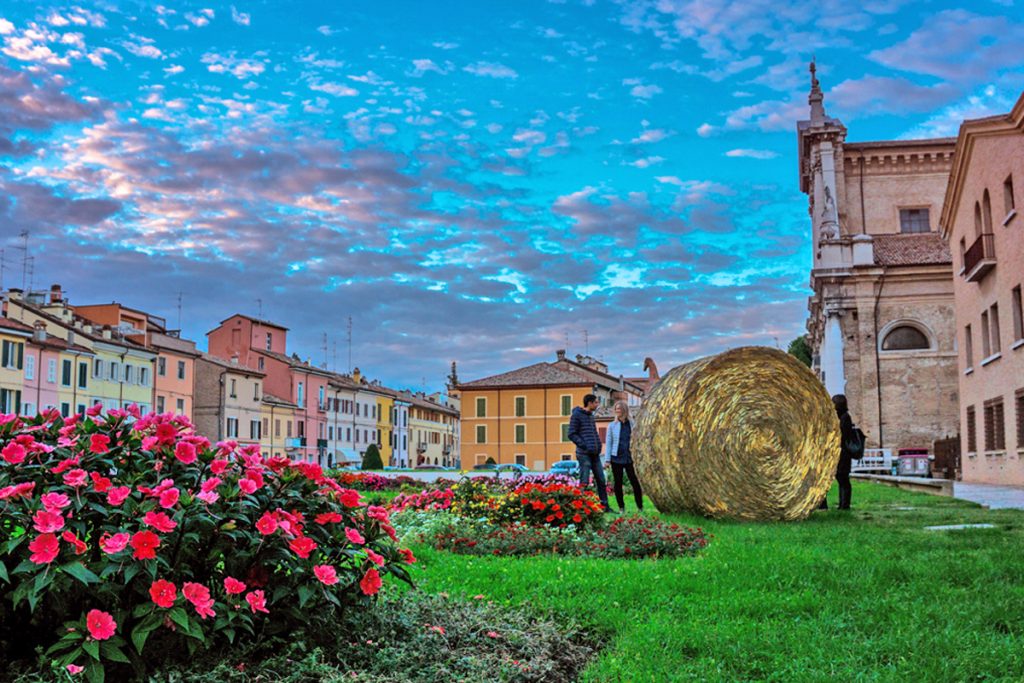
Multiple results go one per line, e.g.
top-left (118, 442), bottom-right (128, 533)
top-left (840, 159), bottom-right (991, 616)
top-left (611, 462), bottom-right (643, 511)
top-left (820, 456), bottom-right (853, 510)
top-left (577, 453), bottom-right (609, 508)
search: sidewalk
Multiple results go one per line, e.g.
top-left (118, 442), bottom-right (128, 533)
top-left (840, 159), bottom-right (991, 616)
top-left (952, 482), bottom-right (1024, 510)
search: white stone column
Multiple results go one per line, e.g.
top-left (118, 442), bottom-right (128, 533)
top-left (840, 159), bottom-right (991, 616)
top-left (821, 310), bottom-right (846, 397)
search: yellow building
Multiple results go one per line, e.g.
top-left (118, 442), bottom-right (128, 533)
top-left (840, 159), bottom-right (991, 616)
top-left (261, 393), bottom-right (298, 459)
top-left (374, 392), bottom-right (395, 466)
top-left (457, 363), bottom-right (593, 471)
top-left (0, 317), bottom-right (31, 414)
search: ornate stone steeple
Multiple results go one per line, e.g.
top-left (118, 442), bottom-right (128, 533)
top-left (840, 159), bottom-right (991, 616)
top-left (808, 60), bottom-right (826, 124)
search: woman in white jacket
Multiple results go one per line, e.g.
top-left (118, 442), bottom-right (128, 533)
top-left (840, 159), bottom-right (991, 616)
top-left (605, 400), bottom-right (643, 513)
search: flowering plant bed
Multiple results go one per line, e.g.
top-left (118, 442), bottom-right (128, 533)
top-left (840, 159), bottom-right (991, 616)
top-left (515, 481), bottom-right (606, 530)
top-left (0, 408), bottom-right (415, 681)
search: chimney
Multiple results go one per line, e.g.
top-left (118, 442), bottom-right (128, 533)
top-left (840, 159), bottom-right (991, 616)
top-left (7, 288), bottom-right (22, 301)
top-left (50, 284), bottom-right (63, 304)
top-left (102, 326), bottom-right (112, 340)
top-left (33, 321), bottom-right (46, 343)
top-left (576, 354), bottom-right (584, 363)
top-left (231, 354), bottom-right (239, 365)
top-left (352, 367), bottom-right (362, 384)
top-left (67, 329), bottom-right (75, 345)
top-left (556, 349), bottom-right (565, 361)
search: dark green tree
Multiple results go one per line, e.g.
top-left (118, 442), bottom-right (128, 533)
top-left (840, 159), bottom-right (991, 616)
top-left (485, 456), bottom-right (496, 465)
top-left (361, 443), bottom-right (384, 470)
top-left (787, 335), bottom-right (812, 368)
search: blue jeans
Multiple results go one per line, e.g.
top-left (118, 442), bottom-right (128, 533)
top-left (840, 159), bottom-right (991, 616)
top-left (577, 453), bottom-right (609, 508)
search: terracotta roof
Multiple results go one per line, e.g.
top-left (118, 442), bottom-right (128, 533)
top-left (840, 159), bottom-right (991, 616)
top-left (553, 358), bottom-right (646, 395)
top-left (257, 349), bottom-right (334, 377)
top-left (216, 313), bottom-right (289, 331)
top-left (395, 390), bottom-right (459, 416)
top-left (198, 353), bottom-right (265, 376)
top-left (9, 300), bottom-right (154, 353)
top-left (844, 137), bottom-right (956, 149)
top-left (872, 233), bottom-right (952, 267)
top-left (33, 335), bottom-right (94, 354)
top-left (459, 362), bottom-right (592, 389)
top-left (0, 316), bottom-right (34, 335)
top-left (262, 393), bottom-right (297, 408)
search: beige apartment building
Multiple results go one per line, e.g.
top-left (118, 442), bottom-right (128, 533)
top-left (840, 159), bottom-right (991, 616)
top-left (940, 92), bottom-right (1024, 484)
top-left (193, 354), bottom-right (265, 447)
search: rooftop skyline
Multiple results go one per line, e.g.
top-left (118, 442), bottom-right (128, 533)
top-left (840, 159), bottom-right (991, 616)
top-left (1, 0), bottom-right (1023, 390)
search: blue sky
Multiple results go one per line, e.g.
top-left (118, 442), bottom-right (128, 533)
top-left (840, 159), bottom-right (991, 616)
top-left (1, 0), bottom-right (1022, 391)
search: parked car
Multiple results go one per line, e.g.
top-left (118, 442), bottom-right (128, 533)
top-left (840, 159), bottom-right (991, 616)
top-left (472, 463), bottom-right (498, 471)
top-left (550, 460), bottom-right (579, 477)
top-left (497, 464), bottom-right (530, 476)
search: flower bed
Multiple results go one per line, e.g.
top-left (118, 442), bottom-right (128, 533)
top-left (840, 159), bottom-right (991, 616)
top-left (0, 408), bottom-right (415, 681)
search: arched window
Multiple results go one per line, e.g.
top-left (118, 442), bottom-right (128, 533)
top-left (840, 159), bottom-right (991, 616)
top-left (982, 189), bottom-right (993, 233)
top-left (881, 326), bottom-right (930, 351)
top-left (974, 202), bottom-right (983, 238)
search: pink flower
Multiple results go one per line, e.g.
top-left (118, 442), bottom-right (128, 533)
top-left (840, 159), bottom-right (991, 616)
top-left (359, 568), bottom-right (382, 596)
top-left (33, 508), bottom-right (65, 533)
top-left (86, 609), bottom-right (116, 640)
top-left (486, 631), bottom-right (500, 639)
top-left (0, 481), bottom-right (34, 500)
top-left (339, 489), bottom-right (362, 508)
top-left (255, 512), bottom-right (278, 535)
top-left (289, 536), bottom-right (317, 559)
top-left (223, 577), bottom-right (247, 594)
top-left (158, 487), bottom-right (180, 509)
top-left (143, 511), bottom-right (177, 533)
top-left (86, 403), bottom-right (103, 417)
top-left (238, 478), bottom-right (257, 495)
top-left (210, 458), bottom-right (229, 474)
top-left (66, 664), bottom-right (84, 675)
top-left (197, 490), bottom-right (220, 504)
top-left (313, 564), bottom-right (339, 585)
top-left (90, 472), bottom-right (112, 492)
top-left (200, 477), bottom-right (222, 493)
top-left (100, 532), bottom-right (130, 554)
top-left (63, 468), bottom-right (88, 487)
top-left (149, 579), bottom-right (177, 608)
top-left (245, 589), bottom-right (269, 614)
top-left (107, 486), bottom-right (131, 506)
top-left (1, 441), bottom-right (26, 464)
top-left (345, 528), bottom-right (365, 545)
top-left (89, 434), bottom-right (111, 454)
top-left (174, 441), bottom-right (197, 464)
top-left (41, 492), bottom-right (71, 512)
top-left (183, 582), bottom-right (216, 619)
top-left (427, 624), bottom-right (445, 635)
top-left (29, 533), bottom-right (60, 564)
top-left (130, 531), bottom-right (161, 560)
top-left (62, 531), bottom-right (87, 555)
top-left (399, 548), bottom-right (417, 565)
top-left (365, 549), bottom-right (385, 566)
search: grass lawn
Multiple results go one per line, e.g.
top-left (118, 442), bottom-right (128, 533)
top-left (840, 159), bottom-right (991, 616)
top-left (408, 481), bottom-right (1024, 682)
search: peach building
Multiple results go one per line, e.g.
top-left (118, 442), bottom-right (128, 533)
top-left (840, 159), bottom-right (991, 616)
top-left (939, 92), bottom-right (1024, 484)
top-left (22, 321), bottom-right (94, 417)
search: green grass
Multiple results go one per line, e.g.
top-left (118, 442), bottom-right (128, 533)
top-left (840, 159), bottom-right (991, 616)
top-left (407, 482), bottom-right (1024, 682)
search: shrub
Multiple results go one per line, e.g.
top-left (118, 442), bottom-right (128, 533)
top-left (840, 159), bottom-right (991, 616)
top-left (361, 444), bottom-right (383, 471)
top-left (584, 517), bottom-right (709, 559)
top-left (513, 481), bottom-right (606, 530)
top-left (449, 478), bottom-right (519, 525)
top-left (389, 488), bottom-right (454, 513)
top-left (484, 457), bottom-right (496, 465)
top-left (432, 522), bottom-right (578, 557)
top-left (0, 408), bottom-right (415, 681)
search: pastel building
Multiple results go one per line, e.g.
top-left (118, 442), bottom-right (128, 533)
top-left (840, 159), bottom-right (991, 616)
top-left (261, 392), bottom-right (298, 459)
top-left (939, 92), bottom-right (1024, 484)
top-left (193, 354), bottom-right (265, 447)
top-left (391, 397), bottom-right (411, 468)
top-left (324, 374), bottom-right (361, 466)
top-left (22, 321), bottom-right (94, 418)
top-left (0, 316), bottom-right (31, 414)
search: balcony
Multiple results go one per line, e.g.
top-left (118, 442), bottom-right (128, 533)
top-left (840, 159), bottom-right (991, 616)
top-left (417, 442), bottom-right (428, 453)
top-left (285, 437), bottom-right (307, 449)
top-left (964, 233), bottom-right (996, 282)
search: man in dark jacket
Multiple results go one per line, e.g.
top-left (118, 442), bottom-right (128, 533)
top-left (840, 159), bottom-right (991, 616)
top-left (568, 394), bottom-right (609, 510)
top-left (820, 394), bottom-right (856, 510)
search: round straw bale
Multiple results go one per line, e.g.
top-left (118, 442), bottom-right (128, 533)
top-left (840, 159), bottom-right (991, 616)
top-left (633, 346), bottom-right (840, 521)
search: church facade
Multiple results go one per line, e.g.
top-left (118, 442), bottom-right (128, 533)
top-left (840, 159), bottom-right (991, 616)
top-left (799, 64), bottom-right (960, 456)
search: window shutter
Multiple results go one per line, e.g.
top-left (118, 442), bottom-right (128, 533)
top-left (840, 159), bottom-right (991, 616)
top-left (1, 341), bottom-right (9, 368)
top-left (17, 343), bottom-right (23, 370)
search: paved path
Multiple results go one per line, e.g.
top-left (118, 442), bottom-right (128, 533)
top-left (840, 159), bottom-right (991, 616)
top-left (952, 482), bottom-right (1024, 510)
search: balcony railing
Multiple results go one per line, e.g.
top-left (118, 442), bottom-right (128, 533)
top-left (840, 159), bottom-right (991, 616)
top-left (964, 233), bottom-right (996, 282)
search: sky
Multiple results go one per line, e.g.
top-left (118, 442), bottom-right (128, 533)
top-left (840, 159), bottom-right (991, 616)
top-left (1, 0), bottom-right (1023, 392)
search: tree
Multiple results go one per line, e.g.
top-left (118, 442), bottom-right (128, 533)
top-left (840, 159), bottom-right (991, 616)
top-left (362, 443), bottom-right (384, 470)
top-left (787, 335), bottom-right (812, 368)
top-left (485, 456), bottom-right (496, 465)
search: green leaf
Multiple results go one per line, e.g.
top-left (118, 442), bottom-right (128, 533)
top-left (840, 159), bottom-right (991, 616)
top-left (82, 639), bottom-right (101, 661)
top-left (224, 627), bottom-right (236, 644)
top-left (297, 584), bottom-right (313, 608)
top-left (85, 660), bottom-right (105, 683)
top-left (12, 558), bottom-right (36, 574)
top-left (123, 563), bottom-right (141, 584)
top-left (0, 559), bottom-right (8, 583)
top-left (131, 625), bottom-right (152, 656)
top-left (100, 642), bottom-right (131, 664)
top-left (168, 606), bottom-right (191, 634)
top-left (131, 604), bottom-right (152, 619)
top-left (61, 561), bottom-right (101, 585)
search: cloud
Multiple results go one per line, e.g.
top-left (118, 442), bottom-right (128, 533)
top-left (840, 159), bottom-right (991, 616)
top-left (310, 81), bottom-right (359, 97)
top-left (201, 52), bottom-right (266, 79)
top-left (901, 86), bottom-right (1017, 139)
top-left (409, 59), bottom-right (449, 77)
top-left (464, 62), bottom-right (518, 79)
top-left (725, 148), bottom-right (779, 159)
top-left (123, 39), bottom-right (163, 59)
top-left (696, 123), bottom-right (715, 137)
top-left (629, 128), bottom-right (671, 144)
top-left (231, 6), bottom-right (251, 26)
top-left (623, 78), bottom-right (662, 99)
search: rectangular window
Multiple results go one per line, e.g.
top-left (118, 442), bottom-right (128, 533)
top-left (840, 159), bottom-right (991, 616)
top-left (297, 382), bottom-right (304, 408)
top-left (515, 454), bottom-right (526, 466)
top-left (991, 304), bottom-right (1002, 354)
top-left (109, 362), bottom-right (120, 382)
top-left (0, 340), bottom-right (23, 369)
top-left (263, 417), bottom-right (269, 437)
top-left (229, 379), bottom-right (237, 397)
top-left (984, 398), bottom-right (1006, 452)
top-left (254, 383), bottom-right (260, 400)
top-left (561, 423), bottom-right (570, 442)
top-left (1017, 390), bottom-right (1024, 450)
top-left (297, 420), bottom-right (305, 438)
top-left (981, 311), bottom-right (991, 358)
top-left (176, 398), bottom-right (184, 413)
top-left (959, 238), bottom-right (966, 271)
top-left (899, 207), bottom-right (930, 233)
top-left (250, 420), bottom-right (261, 440)
top-left (964, 325), bottom-right (973, 368)
top-left (226, 417), bottom-right (239, 438)
top-left (286, 420), bottom-right (292, 438)
top-left (1013, 286), bottom-right (1023, 342)
top-left (22, 402), bottom-right (34, 417)
top-left (1005, 175), bottom-right (1016, 216)
top-left (0, 389), bottom-right (22, 414)
top-left (77, 404), bottom-right (86, 415)
top-left (92, 358), bottom-right (102, 379)
top-left (78, 362), bottom-right (88, 389)
top-left (476, 425), bottom-right (487, 444)
top-left (514, 424), bottom-right (525, 443)
top-left (476, 397), bottom-right (486, 417)
top-left (158, 357), bottom-right (166, 376)
top-left (319, 386), bottom-right (325, 408)
top-left (49, 359), bottom-right (58, 383)
top-left (156, 396), bottom-right (165, 413)
top-left (258, 356), bottom-right (265, 371)
top-left (266, 332), bottom-right (272, 350)
top-left (275, 419), bottom-right (281, 437)
top-left (561, 395), bottom-right (572, 416)
top-left (139, 366), bottom-right (149, 386)
top-left (514, 396), bottom-right (525, 417)
top-left (347, 427), bottom-right (351, 442)
top-left (24, 354), bottom-right (35, 381)
top-left (177, 361), bottom-right (186, 380)
top-left (61, 402), bottom-right (70, 418)
top-left (125, 364), bottom-right (135, 385)
top-left (61, 359), bottom-right (73, 387)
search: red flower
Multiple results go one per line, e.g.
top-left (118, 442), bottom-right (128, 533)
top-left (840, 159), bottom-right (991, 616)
top-left (238, 478), bottom-right (257, 494)
top-left (315, 512), bottom-right (343, 524)
top-left (149, 579), bottom-right (177, 608)
top-left (359, 568), bottom-right (382, 596)
top-left (100, 532), bottom-right (130, 554)
top-left (89, 434), bottom-right (111, 454)
top-left (62, 531), bottom-right (87, 555)
top-left (107, 486), bottom-right (131, 506)
top-left (90, 472), bottom-right (112, 492)
top-left (33, 509), bottom-right (65, 533)
top-left (572, 514), bottom-right (583, 524)
top-left (399, 548), bottom-right (417, 564)
top-left (155, 422), bottom-right (178, 445)
top-left (339, 489), bottom-right (362, 508)
top-left (0, 481), bottom-right (34, 500)
top-left (29, 533), bottom-right (60, 564)
top-left (86, 403), bottom-right (103, 417)
top-left (183, 582), bottom-right (216, 619)
top-left (255, 512), bottom-right (278, 535)
top-left (245, 590), bottom-right (269, 614)
top-left (289, 536), bottom-right (318, 559)
top-left (365, 548), bottom-right (385, 566)
top-left (130, 530), bottom-right (161, 560)
top-left (1, 441), bottom-right (26, 464)
top-left (85, 609), bottom-right (116, 640)
top-left (143, 511), bottom-right (177, 533)
top-left (63, 468), bottom-right (88, 487)
top-left (223, 577), bottom-right (247, 594)
top-left (313, 564), bottom-right (339, 585)
top-left (158, 487), bottom-right (180, 509)
top-left (174, 441), bottom-right (197, 464)
top-left (210, 458), bottom-right (229, 474)
top-left (345, 527), bottom-right (365, 545)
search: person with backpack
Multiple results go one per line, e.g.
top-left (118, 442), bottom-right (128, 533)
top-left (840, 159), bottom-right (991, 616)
top-left (827, 393), bottom-right (862, 510)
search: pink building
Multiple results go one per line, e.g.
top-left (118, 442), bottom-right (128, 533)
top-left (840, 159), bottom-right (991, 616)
top-left (21, 321), bottom-right (95, 417)
top-left (940, 92), bottom-right (1024, 484)
top-left (207, 315), bottom-right (332, 464)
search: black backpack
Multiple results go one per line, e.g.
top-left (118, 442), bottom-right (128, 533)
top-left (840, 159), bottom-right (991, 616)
top-left (845, 426), bottom-right (866, 460)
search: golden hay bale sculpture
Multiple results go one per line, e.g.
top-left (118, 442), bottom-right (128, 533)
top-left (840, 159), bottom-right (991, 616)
top-left (633, 346), bottom-right (840, 521)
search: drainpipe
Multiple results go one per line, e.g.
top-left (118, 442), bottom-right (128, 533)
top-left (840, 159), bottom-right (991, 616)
top-left (873, 268), bottom-right (887, 448)
top-left (859, 155), bottom-right (867, 235)
top-left (217, 372), bottom-right (225, 441)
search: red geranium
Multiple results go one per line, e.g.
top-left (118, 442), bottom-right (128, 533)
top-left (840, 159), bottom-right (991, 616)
top-left (33, 509), bottom-right (65, 534)
top-left (1, 441), bottom-right (26, 464)
top-left (345, 528), bottom-right (365, 545)
top-left (41, 492), bottom-right (71, 511)
top-left (245, 589), bottom-right (269, 614)
top-left (62, 530), bottom-right (87, 555)
top-left (130, 530), bottom-right (161, 560)
top-left (183, 582), bottom-right (216, 619)
top-left (28, 533), bottom-right (60, 564)
top-left (143, 511), bottom-right (177, 533)
top-left (90, 472), bottom-right (112, 492)
top-left (158, 487), bottom-right (180, 509)
top-left (313, 564), bottom-right (339, 585)
top-left (399, 548), bottom-right (417, 564)
top-left (255, 512), bottom-right (278, 535)
top-left (223, 577), bottom-right (246, 594)
top-left (89, 434), bottom-right (111, 454)
top-left (62, 468), bottom-right (88, 488)
top-left (289, 536), bottom-right (317, 559)
top-left (174, 441), bottom-right (196, 464)
top-left (359, 568), bottom-right (382, 596)
top-left (149, 579), bottom-right (177, 608)
top-left (99, 532), bottom-right (130, 554)
top-left (85, 609), bottom-right (116, 640)
top-left (315, 512), bottom-right (343, 524)
top-left (107, 486), bottom-right (131, 506)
